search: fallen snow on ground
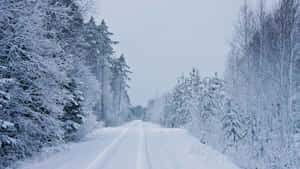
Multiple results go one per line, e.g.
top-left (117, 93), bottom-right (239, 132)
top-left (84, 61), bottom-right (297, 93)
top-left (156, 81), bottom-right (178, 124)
top-left (19, 120), bottom-right (240, 169)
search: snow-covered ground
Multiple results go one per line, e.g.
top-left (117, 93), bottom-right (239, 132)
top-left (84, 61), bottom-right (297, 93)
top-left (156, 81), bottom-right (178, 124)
top-left (20, 121), bottom-right (239, 169)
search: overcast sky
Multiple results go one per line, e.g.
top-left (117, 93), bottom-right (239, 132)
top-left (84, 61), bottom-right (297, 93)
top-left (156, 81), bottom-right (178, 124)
top-left (90, 0), bottom-right (269, 106)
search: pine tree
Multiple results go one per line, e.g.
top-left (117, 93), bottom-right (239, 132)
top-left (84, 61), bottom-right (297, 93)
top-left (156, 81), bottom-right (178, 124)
top-left (60, 79), bottom-right (85, 141)
top-left (96, 20), bottom-right (118, 124)
top-left (111, 54), bottom-right (131, 124)
top-left (0, 0), bottom-right (132, 168)
top-left (222, 99), bottom-right (244, 147)
top-left (0, 0), bottom-right (66, 167)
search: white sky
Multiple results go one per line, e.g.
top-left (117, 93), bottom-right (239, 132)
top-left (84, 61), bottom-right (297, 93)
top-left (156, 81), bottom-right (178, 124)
top-left (90, 0), bottom-right (274, 106)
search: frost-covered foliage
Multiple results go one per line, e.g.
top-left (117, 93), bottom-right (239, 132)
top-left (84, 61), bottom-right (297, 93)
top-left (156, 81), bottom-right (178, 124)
top-left (145, 69), bottom-right (247, 165)
top-left (222, 99), bottom-right (245, 148)
top-left (147, 1), bottom-right (300, 168)
top-left (83, 18), bottom-right (132, 126)
top-left (0, 0), bottom-right (132, 168)
top-left (110, 54), bottom-right (132, 125)
top-left (224, 0), bottom-right (300, 168)
top-left (147, 69), bottom-right (237, 141)
top-left (160, 69), bottom-right (227, 130)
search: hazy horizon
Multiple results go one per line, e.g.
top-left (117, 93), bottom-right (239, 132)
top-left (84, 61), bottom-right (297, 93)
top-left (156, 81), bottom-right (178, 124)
top-left (89, 0), bottom-right (273, 106)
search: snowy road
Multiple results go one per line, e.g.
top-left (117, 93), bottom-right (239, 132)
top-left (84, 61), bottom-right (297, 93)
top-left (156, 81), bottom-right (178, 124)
top-left (20, 121), bottom-right (239, 169)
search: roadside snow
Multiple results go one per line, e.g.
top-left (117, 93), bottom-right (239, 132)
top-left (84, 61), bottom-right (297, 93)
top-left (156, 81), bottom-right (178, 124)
top-left (19, 120), bottom-right (239, 169)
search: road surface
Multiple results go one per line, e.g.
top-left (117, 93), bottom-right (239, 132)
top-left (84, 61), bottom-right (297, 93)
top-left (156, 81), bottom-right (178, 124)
top-left (20, 121), bottom-right (239, 169)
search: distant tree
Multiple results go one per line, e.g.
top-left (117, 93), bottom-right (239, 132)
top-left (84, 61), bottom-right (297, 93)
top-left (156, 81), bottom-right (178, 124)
top-left (130, 106), bottom-right (146, 120)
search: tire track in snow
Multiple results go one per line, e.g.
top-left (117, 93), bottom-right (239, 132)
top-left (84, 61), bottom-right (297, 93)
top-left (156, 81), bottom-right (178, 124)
top-left (136, 121), bottom-right (144, 169)
top-left (83, 121), bottom-right (138, 169)
top-left (144, 130), bottom-right (152, 169)
top-left (136, 121), bottom-right (151, 169)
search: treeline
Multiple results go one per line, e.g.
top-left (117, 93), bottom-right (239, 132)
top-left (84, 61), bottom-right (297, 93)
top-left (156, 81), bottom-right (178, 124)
top-left (226, 0), bottom-right (300, 168)
top-left (0, 0), bottom-right (131, 168)
top-left (146, 69), bottom-right (238, 153)
top-left (146, 0), bottom-right (300, 168)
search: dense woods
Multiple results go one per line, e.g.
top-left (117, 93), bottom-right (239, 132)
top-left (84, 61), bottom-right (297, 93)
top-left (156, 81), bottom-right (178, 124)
top-left (226, 0), bottom-right (300, 168)
top-left (146, 0), bottom-right (300, 168)
top-left (0, 0), bottom-right (132, 168)
top-left (2, 0), bottom-right (300, 168)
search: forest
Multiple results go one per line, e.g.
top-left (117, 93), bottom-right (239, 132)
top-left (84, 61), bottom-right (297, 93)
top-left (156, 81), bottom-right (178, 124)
top-left (1, 0), bottom-right (300, 169)
top-left (0, 0), bottom-right (133, 168)
top-left (146, 0), bottom-right (300, 169)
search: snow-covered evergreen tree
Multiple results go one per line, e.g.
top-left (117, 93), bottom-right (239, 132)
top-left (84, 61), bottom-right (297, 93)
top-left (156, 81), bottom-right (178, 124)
top-left (0, 0), bottom-right (132, 168)
top-left (110, 54), bottom-right (132, 125)
top-left (0, 1), bottom-right (66, 167)
top-left (163, 76), bottom-right (193, 128)
top-left (222, 99), bottom-right (244, 148)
